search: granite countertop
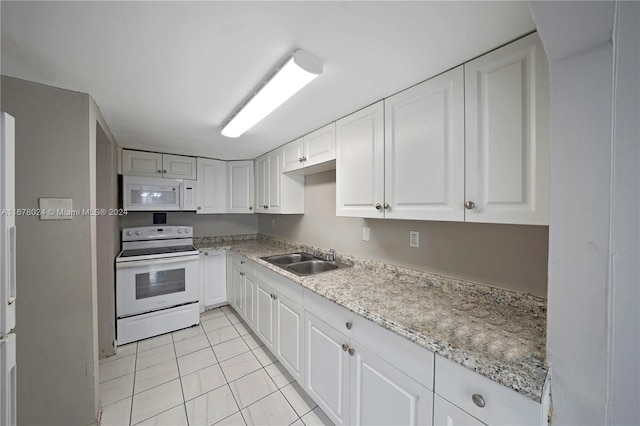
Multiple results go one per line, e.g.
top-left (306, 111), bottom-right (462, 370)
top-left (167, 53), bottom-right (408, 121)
top-left (195, 236), bottom-right (547, 402)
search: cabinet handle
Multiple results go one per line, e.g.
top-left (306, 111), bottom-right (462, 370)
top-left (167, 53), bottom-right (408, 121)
top-left (249, 206), bottom-right (253, 210)
top-left (472, 394), bottom-right (485, 408)
top-left (205, 252), bottom-right (209, 256)
top-left (299, 157), bottom-right (303, 162)
top-left (157, 170), bottom-right (162, 174)
top-left (345, 322), bottom-right (352, 330)
top-left (302, 156), bottom-right (307, 162)
top-left (348, 348), bottom-right (355, 356)
top-left (375, 203), bottom-right (382, 210)
top-left (240, 261), bottom-right (244, 265)
top-left (383, 203), bottom-right (389, 209)
top-left (465, 201), bottom-right (476, 210)
top-left (240, 272), bottom-right (245, 277)
top-left (342, 343), bottom-right (349, 352)
top-left (197, 206), bottom-right (201, 210)
top-left (163, 170), bottom-right (167, 173)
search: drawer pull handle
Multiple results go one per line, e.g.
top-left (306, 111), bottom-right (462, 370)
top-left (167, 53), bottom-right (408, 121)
top-left (342, 343), bottom-right (348, 352)
top-left (472, 394), bottom-right (485, 408)
top-left (345, 322), bottom-right (352, 330)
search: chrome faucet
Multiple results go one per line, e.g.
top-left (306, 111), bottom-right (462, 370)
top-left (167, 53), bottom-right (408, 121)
top-left (328, 249), bottom-right (336, 262)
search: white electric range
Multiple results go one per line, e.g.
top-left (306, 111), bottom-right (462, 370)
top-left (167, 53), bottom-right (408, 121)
top-left (115, 226), bottom-right (200, 345)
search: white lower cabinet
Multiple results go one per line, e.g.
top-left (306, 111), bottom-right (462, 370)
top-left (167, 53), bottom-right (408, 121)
top-left (304, 311), bottom-right (433, 426)
top-left (305, 311), bottom-right (351, 425)
top-left (199, 249), bottom-right (227, 311)
top-left (275, 293), bottom-right (304, 383)
top-left (434, 395), bottom-right (485, 426)
top-left (255, 279), bottom-right (276, 350)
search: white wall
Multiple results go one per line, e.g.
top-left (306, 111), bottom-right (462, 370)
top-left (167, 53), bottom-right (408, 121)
top-left (530, 1), bottom-right (640, 424)
top-left (258, 171), bottom-right (549, 296)
top-left (1, 76), bottom-right (98, 425)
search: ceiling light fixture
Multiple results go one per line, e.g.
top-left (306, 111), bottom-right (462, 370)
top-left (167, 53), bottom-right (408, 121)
top-left (221, 49), bottom-right (323, 138)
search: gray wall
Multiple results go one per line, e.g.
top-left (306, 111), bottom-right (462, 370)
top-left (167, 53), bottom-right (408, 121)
top-left (258, 171), bottom-right (549, 297)
top-left (1, 76), bottom-right (98, 425)
top-left (120, 211), bottom-right (258, 237)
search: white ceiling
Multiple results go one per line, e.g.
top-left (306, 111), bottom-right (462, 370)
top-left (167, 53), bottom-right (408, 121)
top-left (1, 1), bottom-right (535, 160)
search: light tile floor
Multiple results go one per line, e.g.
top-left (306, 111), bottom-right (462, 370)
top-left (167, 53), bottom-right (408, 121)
top-left (99, 305), bottom-right (334, 426)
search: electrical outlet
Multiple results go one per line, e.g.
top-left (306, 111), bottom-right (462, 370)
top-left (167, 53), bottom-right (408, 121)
top-left (271, 218), bottom-right (276, 228)
top-left (410, 231), bottom-right (419, 248)
top-left (362, 226), bottom-right (371, 242)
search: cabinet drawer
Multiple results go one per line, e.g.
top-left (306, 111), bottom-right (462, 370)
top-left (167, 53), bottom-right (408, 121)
top-left (304, 289), bottom-right (355, 339)
top-left (231, 253), bottom-right (254, 275)
top-left (434, 356), bottom-right (541, 425)
top-left (434, 394), bottom-right (485, 426)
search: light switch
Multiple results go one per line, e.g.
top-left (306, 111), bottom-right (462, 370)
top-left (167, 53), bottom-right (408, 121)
top-left (39, 197), bottom-right (74, 220)
top-left (362, 226), bottom-right (371, 242)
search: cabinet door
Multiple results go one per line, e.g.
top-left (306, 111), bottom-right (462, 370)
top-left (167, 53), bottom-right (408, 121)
top-left (349, 342), bottom-right (433, 426)
top-left (202, 250), bottom-right (227, 308)
top-left (196, 158), bottom-right (227, 214)
top-left (282, 138), bottom-right (304, 173)
top-left (243, 273), bottom-right (256, 328)
top-left (122, 150), bottom-right (163, 177)
top-left (464, 33), bottom-right (549, 225)
top-left (255, 280), bottom-right (275, 350)
top-left (163, 154), bottom-right (197, 180)
top-left (336, 101), bottom-right (385, 218)
top-left (275, 293), bottom-right (304, 383)
top-left (305, 312), bottom-right (350, 426)
top-left (267, 151), bottom-right (281, 212)
top-left (230, 265), bottom-right (245, 315)
top-left (255, 155), bottom-right (269, 213)
top-left (384, 66), bottom-right (464, 221)
top-left (304, 122), bottom-right (336, 168)
top-left (434, 395), bottom-right (485, 426)
top-left (227, 161), bottom-right (255, 213)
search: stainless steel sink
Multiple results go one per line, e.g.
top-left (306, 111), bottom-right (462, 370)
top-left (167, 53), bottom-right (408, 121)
top-left (261, 252), bottom-right (350, 276)
top-left (286, 260), bottom-right (339, 275)
top-left (262, 252), bottom-right (314, 265)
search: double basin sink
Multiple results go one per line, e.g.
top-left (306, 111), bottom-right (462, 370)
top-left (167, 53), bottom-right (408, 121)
top-left (261, 252), bottom-right (350, 276)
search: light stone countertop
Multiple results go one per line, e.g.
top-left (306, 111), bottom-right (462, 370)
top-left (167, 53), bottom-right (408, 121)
top-left (195, 235), bottom-right (547, 402)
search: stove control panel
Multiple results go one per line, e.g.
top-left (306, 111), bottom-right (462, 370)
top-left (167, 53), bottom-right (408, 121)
top-left (122, 226), bottom-right (194, 241)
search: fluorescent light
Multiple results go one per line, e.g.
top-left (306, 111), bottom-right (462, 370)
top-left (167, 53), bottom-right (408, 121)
top-left (221, 49), bottom-right (323, 138)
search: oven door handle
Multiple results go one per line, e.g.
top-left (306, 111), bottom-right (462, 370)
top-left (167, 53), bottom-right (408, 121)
top-left (116, 256), bottom-right (198, 269)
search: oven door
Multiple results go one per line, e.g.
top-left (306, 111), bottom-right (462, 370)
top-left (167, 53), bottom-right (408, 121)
top-left (116, 255), bottom-right (199, 317)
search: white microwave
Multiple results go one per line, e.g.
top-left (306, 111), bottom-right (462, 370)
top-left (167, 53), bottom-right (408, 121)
top-left (123, 176), bottom-right (197, 211)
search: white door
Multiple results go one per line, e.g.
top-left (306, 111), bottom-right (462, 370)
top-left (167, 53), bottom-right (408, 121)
top-left (0, 333), bottom-right (17, 426)
top-left (227, 161), bottom-right (254, 213)
top-left (1, 112), bottom-right (16, 335)
top-left (384, 66), bottom-right (465, 221)
top-left (433, 395), bottom-right (485, 426)
top-left (196, 158), bottom-right (227, 214)
top-left (305, 312), bottom-right (350, 426)
top-left (349, 342), bottom-right (433, 426)
top-left (255, 155), bottom-right (269, 212)
top-left (282, 138), bottom-right (304, 173)
top-left (122, 150), bottom-right (163, 177)
top-left (201, 250), bottom-right (227, 309)
top-left (267, 151), bottom-right (281, 212)
top-left (464, 32), bottom-right (549, 225)
top-left (163, 154), bottom-right (197, 180)
top-left (275, 293), bottom-right (304, 383)
top-left (255, 280), bottom-right (275, 350)
top-left (304, 122), bottom-right (336, 168)
top-left (336, 101), bottom-right (385, 218)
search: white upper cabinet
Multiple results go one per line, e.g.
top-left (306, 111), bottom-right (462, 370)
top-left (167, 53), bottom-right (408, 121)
top-left (162, 153), bottom-right (197, 180)
top-left (123, 149), bottom-right (197, 180)
top-left (464, 33), bottom-right (549, 225)
top-left (336, 101), bottom-right (385, 218)
top-left (122, 150), bottom-right (163, 177)
top-left (282, 123), bottom-right (336, 174)
top-left (227, 160), bottom-right (254, 214)
top-left (384, 66), bottom-right (465, 221)
top-left (196, 158), bottom-right (226, 214)
top-left (256, 150), bottom-right (303, 214)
